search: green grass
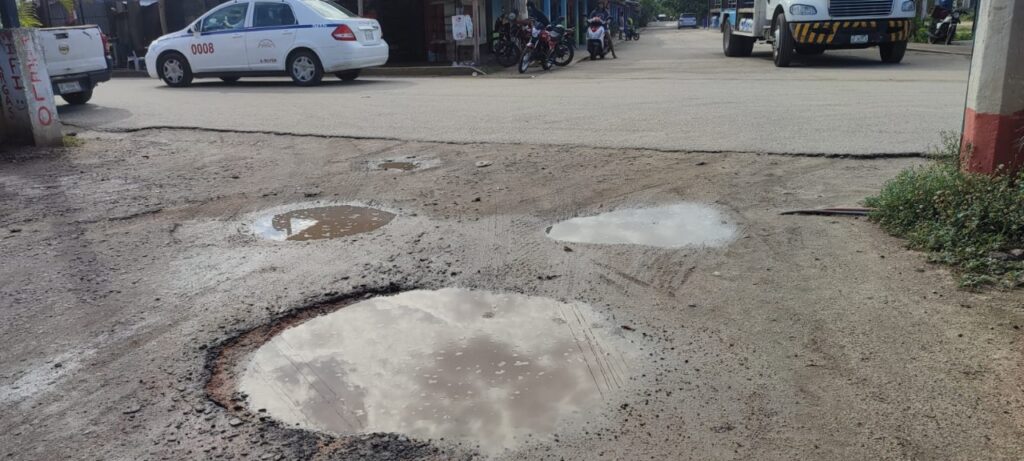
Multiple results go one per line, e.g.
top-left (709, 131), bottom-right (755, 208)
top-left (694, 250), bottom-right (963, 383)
top-left (865, 134), bottom-right (1024, 288)
top-left (62, 135), bottom-right (83, 147)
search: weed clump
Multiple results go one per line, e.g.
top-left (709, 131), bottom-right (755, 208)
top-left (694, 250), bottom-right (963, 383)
top-left (865, 134), bottom-right (1024, 288)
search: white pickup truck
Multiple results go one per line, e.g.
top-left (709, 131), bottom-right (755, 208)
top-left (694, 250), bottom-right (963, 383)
top-left (37, 25), bottom-right (111, 105)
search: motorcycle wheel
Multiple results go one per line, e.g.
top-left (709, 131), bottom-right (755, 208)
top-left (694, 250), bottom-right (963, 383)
top-left (518, 49), bottom-right (532, 74)
top-left (497, 41), bottom-right (520, 67)
top-left (945, 25), bottom-right (956, 44)
top-left (553, 42), bottom-right (574, 66)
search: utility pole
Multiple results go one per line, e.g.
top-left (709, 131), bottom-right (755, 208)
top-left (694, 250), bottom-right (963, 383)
top-left (960, 0), bottom-right (1024, 175)
top-left (517, 0), bottom-right (527, 19)
top-left (472, 0), bottom-right (480, 64)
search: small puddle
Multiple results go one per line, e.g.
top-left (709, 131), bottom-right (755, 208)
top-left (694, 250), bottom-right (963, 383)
top-left (252, 205), bottom-right (394, 241)
top-left (239, 289), bottom-right (628, 453)
top-left (547, 203), bottom-right (737, 248)
top-left (379, 161), bottom-right (417, 171)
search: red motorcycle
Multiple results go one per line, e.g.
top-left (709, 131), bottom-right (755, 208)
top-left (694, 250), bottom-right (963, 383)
top-left (518, 19), bottom-right (557, 73)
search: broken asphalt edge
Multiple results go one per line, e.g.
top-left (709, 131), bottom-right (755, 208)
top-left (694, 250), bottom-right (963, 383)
top-left (62, 122), bottom-right (933, 160)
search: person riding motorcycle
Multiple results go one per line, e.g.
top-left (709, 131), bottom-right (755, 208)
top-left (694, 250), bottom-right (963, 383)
top-left (588, 1), bottom-right (615, 58)
top-left (589, 2), bottom-right (610, 26)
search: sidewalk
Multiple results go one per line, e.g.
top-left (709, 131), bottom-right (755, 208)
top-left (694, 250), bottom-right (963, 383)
top-left (487, 35), bottom-right (632, 77)
top-left (907, 41), bottom-right (973, 56)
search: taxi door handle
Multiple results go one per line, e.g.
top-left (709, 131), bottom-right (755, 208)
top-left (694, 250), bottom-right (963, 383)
top-left (231, 33), bottom-right (243, 38)
top-left (282, 31), bottom-right (294, 36)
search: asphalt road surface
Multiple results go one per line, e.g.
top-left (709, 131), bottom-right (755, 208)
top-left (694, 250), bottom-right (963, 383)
top-left (60, 24), bottom-right (971, 156)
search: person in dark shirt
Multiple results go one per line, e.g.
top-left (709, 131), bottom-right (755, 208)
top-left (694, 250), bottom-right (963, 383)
top-left (527, 1), bottom-right (550, 27)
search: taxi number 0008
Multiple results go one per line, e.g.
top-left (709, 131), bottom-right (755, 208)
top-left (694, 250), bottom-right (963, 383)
top-left (191, 43), bottom-right (215, 55)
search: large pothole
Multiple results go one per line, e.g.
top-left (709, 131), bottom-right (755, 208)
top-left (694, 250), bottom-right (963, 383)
top-left (251, 204), bottom-right (395, 241)
top-left (236, 289), bottom-right (630, 454)
top-left (546, 203), bottom-right (738, 248)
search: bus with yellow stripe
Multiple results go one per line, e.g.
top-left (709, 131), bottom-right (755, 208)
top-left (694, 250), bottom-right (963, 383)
top-left (716, 0), bottom-right (916, 67)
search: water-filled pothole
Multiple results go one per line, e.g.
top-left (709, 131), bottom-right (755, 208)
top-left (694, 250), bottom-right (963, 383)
top-left (379, 161), bottom-right (417, 171)
top-left (547, 203), bottom-right (738, 248)
top-left (252, 205), bottom-right (394, 241)
top-left (238, 289), bottom-right (628, 453)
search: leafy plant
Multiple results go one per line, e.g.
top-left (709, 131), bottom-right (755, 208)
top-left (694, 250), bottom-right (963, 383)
top-left (865, 133), bottom-right (1024, 288)
top-left (17, 0), bottom-right (42, 28)
top-left (15, 0), bottom-right (77, 28)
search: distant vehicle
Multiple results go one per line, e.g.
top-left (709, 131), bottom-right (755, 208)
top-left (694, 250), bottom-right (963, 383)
top-left (678, 13), bottom-right (698, 29)
top-left (38, 25), bottom-right (112, 105)
top-left (145, 0), bottom-right (388, 87)
top-left (719, 0), bottom-right (914, 67)
top-left (657, 14), bottom-right (668, 21)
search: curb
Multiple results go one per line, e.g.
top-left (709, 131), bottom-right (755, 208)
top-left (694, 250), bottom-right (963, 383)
top-left (363, 65), bottom-right (486, 77)
top-left (112, 69), bottom-right (149, 78)
top-left (111, 66), bottom-right (487, 79)
top-left (906, 43), bottom-right (972, 56)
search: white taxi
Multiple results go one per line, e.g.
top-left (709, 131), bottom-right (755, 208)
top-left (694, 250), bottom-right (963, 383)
top-left (144, 0), bottom-right (388, 87)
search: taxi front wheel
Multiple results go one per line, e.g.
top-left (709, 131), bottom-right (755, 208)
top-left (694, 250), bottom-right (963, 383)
top-left (288, 50), bottom-right (323, 86)
top-left (158, 52), bottom-right (193, 88)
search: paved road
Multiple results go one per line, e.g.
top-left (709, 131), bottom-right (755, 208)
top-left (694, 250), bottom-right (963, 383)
top-left (61, 24), bottom-right (971, 155)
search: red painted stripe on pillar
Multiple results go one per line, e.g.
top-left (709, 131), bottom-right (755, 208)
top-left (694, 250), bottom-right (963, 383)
top-left (961, 108), bottom-right (1024, 175)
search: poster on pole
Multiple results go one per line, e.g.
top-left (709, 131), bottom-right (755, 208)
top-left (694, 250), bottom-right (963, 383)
top-left (452, 14), bottom-right (473, 41)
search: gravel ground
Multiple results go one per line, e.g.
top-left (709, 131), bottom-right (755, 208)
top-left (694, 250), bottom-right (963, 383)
top-left (1, 129), bottom-right (1022, 460)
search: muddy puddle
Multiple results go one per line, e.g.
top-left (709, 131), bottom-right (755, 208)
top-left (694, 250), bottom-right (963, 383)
top-left (239, 289), bottom-right (628, 454)
top-left (547, 203), bottom-right (737, 248)
top-left (379, 161), bottom-right (417, 171)
top-left (252, 205), bottom-right (394, 241)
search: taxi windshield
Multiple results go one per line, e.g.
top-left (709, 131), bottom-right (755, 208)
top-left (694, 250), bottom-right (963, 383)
top-left (302, 0), bottom-right (357, 19)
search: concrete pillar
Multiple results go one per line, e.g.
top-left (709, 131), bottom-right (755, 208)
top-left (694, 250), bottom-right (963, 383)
top-left (0, 29), bottom-right (62, 146)
top-left (961, 0), bottom-right (1024, 175)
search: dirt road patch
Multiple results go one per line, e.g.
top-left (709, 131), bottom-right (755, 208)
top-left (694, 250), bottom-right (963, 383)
top-left (1, 129), bottom-right (1022, 460)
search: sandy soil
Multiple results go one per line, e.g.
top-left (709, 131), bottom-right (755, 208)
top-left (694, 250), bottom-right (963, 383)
top-left (1, 129), bottom-right (1022, 460)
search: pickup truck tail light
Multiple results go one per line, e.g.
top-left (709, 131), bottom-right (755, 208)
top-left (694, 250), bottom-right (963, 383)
top-left (332, 24), bottom-right (357, 41)
top-left (100, 32), bottom-right (111, 58)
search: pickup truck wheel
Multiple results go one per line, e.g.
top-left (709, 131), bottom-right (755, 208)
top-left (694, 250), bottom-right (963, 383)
top-left (288, 50), bottom-right (323, 86)
top-left (158, 52), bottom-right (192, 87)
top-left (879, 41), bottom-right (907, 63)
top-left (772, 14), bottom-right (795, 67)
top-left (61, 88), bottom-right (93, 105)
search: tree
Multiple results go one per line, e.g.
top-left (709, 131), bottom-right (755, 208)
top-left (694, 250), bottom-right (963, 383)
top-left (16, 0), bottom-right (76, 28)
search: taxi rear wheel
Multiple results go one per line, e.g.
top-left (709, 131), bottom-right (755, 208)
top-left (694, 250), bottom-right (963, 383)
top-left (158, 52), bottom-right (193, 88)
top-left (335, 70), bottom-right (360, 82)
top-left (288, 50), bottom-right (323, 86)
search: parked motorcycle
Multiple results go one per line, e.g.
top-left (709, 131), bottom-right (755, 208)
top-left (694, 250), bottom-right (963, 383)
top-left (492, 11), bottom-right (530, 67)
top-left (518, 19), bottom-right (557, 73)
top-left (624, 24), bottom-right (639, 40)
top-left (548, 19), bottom-right (575, 67)
top-left (587, 17), bottom-right (612, 60)
top-left (928, 6), bottom-right (965, 45)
